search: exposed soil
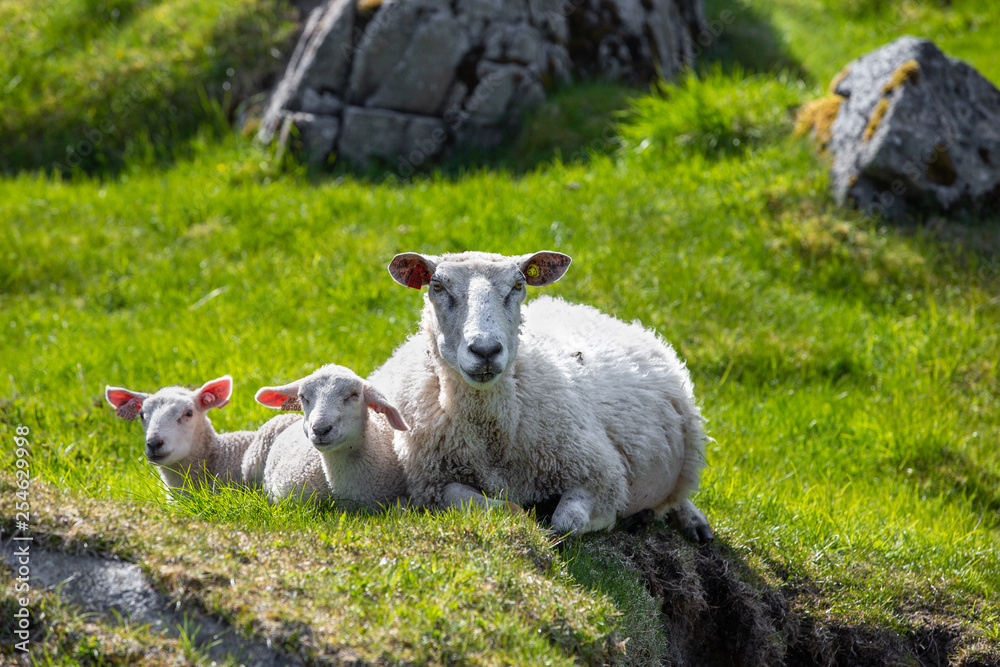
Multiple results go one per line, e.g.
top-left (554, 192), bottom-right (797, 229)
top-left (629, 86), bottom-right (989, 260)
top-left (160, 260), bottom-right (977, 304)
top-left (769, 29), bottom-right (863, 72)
top-left (586, 527), bottom-right (998, 667)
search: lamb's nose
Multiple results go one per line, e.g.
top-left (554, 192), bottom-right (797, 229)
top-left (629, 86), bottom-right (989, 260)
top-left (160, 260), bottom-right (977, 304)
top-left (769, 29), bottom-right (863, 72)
top-left (146, 436), bottom-right (164, 451)
top-left (312, 423), bottom-right (333, 438)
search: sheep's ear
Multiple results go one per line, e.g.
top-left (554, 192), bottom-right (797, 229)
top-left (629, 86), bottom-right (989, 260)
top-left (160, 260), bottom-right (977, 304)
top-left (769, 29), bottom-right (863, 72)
top-left (255, 383), bottom-right (302, 411)
top-left (388, 252), bottom-right (437, 290)
top-left (363, 384), bottom-right (409, 431)
top-left (518, 251), bottom-right (572, 286)
top-left (195, 375), bottom-right (232, 412)
top-left (105, 386), bottom-right (148, 421)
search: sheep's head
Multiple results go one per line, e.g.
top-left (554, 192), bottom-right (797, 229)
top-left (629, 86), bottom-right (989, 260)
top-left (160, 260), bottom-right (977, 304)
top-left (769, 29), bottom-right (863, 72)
top-left (256, 364), bottom-right (408, 451)
top-left (388, 251), bottom-right (571, 390)
top-left (105, 376), bottom-right (232, 466)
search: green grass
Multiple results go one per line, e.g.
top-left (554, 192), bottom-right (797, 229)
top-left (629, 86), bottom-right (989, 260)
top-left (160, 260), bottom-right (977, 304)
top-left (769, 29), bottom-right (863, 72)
top-left (0, 0), bottom-right (296, 174)
top-left (3, 0), bottom-right (1000, 664)
top-left (701, 0), bottom-right (1000, 85)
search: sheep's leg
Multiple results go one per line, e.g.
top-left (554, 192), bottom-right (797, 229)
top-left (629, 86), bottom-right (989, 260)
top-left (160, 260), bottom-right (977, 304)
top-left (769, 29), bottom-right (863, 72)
top-left (442, 482), bottom-right (521, 514)
top-left (551, 487), bottom-right (616, 536)
top-left (668, 498), bottom-right (714, 543)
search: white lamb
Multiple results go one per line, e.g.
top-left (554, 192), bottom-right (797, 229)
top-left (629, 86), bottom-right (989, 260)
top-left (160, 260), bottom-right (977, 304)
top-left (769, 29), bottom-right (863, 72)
top-left (368, 250), bottom-right (713, 540)
top-left (105, 375), bottom-right (257, 496)
top-left (251, 364), bottom-right (410, 510)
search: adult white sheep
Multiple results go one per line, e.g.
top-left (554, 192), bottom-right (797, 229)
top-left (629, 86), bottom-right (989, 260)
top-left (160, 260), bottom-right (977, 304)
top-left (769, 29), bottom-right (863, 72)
top-left (252, 364), bottom-right (410, 510)
top-left (368, 250), bottom-right (713, 540)
top-left (105, 375), bottom-right (256, 496)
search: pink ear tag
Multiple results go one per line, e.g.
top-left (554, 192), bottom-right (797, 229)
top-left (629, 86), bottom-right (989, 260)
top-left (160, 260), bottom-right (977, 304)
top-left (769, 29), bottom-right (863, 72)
top-left (116, 398), bottom-right (140, 421)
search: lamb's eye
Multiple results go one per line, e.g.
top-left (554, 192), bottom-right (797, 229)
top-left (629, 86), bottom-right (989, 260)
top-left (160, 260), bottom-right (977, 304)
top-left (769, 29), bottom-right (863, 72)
top-left (431, 282), bottom-right (443, 292)
top-left (301, 396), bottom-right (310, 406)
top-left (185, 410), bottom-right (193, 417)
top-left (514, 281), bottom-right (524, 290)
top-left (345, 392), bottom-right (360, 404)
top-left (138, 411), bottom-right (145, 419)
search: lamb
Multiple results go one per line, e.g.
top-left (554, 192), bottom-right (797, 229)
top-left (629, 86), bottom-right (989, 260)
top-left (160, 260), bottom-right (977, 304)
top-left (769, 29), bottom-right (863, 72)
top-left (105, 375), bottom-right (258, 496)
top-left (367, 250), bottom-right (713, 540)
top-left (252, 364), bottom-right (410, 510)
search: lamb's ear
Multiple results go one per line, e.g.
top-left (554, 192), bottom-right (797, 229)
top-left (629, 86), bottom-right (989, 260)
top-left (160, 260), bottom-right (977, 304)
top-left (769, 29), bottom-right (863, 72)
top-left (518, 251), bottom-right (572, 287)
top-left (363, 384), bottom-right (409, 431)
top-left (255, 382), bottom-right (302, 412)
top-left (105, 386), bottom-right (149, 421)
top-left (388, 252), bottom-right (437, 290)
top-left (195, 375), bottom-right (233, 412)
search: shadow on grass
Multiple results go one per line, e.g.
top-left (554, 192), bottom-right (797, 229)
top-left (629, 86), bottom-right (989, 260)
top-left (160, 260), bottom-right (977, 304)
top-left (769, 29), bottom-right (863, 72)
top-left (908, 447), bottom-right (1000, 530)
top-left (697, 0), bottom-right (809, 81)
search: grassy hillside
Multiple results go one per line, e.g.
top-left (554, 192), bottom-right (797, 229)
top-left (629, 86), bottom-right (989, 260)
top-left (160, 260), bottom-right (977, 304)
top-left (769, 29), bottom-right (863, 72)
top-left (0, 0), bottom-right (296, 173)
top-left (3, 0), bottom-right (1000, 664)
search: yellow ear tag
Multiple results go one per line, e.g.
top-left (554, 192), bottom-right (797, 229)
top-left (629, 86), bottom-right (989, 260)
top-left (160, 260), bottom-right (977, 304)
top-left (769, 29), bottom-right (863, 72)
top-left (526, 264), bottom-right (540, 278)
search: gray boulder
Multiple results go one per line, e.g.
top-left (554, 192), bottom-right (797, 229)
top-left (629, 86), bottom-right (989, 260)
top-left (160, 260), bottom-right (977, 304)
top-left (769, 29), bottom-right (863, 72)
top-left (277, 112), bottom-right (340, 166)
top-left (367, 12), bottom-right (471, 115)
top-left (828, 36), bottom-right (1000, 219)
top-left (259, 0), bottom-right (707, 169)
top-left (257, 0), bottom-right (354, 144)
top-left (339, 107), bottom-right (447, 168)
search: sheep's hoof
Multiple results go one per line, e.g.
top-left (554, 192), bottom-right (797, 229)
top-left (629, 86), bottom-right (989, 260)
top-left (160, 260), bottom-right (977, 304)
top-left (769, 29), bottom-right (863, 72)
top-left (669, 500), bottom-right (715, 544)
top-left (683, 523), bottom-right (715, 544)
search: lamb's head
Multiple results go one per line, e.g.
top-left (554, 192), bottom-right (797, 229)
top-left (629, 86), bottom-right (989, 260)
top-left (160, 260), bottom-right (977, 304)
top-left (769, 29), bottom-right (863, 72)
top-left (388, 250), bottom-right (571, 389)
top-left (105, 376), bottom-right (232, 466)
top-left (256, 364), bottom-right (408, 451)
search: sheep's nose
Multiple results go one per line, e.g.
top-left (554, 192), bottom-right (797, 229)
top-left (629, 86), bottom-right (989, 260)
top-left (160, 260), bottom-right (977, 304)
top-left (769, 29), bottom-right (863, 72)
top-left (468, 339), bottom-right (503, 362)
top-left (312, 423), bottom-right (333, 438)
top-left (146, 436), bottom-right (164, 451)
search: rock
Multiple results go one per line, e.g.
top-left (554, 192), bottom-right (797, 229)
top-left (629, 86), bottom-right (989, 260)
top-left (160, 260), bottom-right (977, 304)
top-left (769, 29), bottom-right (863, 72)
top-left (296, 0), bottom-right (356, 96)
top-left (301, 88), bottom-right (344, 115)
top-left (827, 36), bottom-right (1000, 219)
top-left (256, 0), bottom-right (354, 144)
top-left (339, 107), bottom-right (446, 167)
top-left (278, 112), bottom-right (340, 165)
top-left (367, 12), bottom-right (471, 115)
top-left (467, 61), bottom-right (529, 126)
top-left (258, 0), bottom-right (707, 168)
top-left (455, 0), bottom-right (529, 25)
top-left (345, 0), bottom-right (440, 104)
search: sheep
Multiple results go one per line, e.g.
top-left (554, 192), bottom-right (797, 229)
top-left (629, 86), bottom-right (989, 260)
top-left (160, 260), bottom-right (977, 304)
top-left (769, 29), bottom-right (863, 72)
top-left (367, 250), bottom-right (713, 540)
top-left (105, 375), bottom-right (257, 496)
top-left (252, 364), bottom-right (410, 510)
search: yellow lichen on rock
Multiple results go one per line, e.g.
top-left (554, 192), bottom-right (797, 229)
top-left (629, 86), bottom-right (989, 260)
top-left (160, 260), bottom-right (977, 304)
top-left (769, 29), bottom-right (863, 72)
top-left (828, 65), bottom-right (851, 94)
top-left (882, 59), bottom-right (920, 95)
top-left (795, 95), bottom-right (844, 149)
top-left (863, 97), bottom-right (890, 142)
top-left (860, 60), bottom-right (919, 144)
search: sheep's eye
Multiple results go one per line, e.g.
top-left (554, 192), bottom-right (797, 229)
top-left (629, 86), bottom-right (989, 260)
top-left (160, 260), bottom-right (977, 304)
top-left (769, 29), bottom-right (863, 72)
top-left (345, 392), bottom-right (360, 404)
top-left (431, 281), bottom-right (443, 292)
top-left (185, 410), bottom-right (193, 417)
top-left (514, 281), bottom-right (524, 290)
top-left (138, 411), bottom-right (145, 419)
top-left (301, 396), bottom-right (310, 406)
